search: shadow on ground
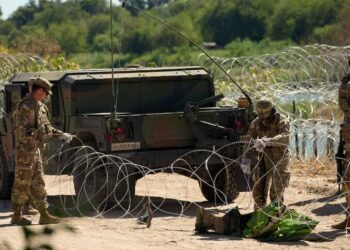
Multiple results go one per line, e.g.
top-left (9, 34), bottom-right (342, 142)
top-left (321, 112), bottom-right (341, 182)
top-left (46, 194), bottom-right (219, 219)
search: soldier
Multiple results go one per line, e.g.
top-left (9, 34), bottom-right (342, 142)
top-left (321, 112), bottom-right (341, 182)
top-left (332, 72), bottom-right (350, 231)
top-left (195, 99), bottom-right (290, 232)
top-left (249, 99), bottom-right (290, 209)
top-left (11, 77), bottom-right (72, 225)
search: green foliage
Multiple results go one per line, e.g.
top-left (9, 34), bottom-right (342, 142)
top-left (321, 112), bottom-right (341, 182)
top-left (48, 21), bottom-right (88, 53)
top-left (78, 0), bottom-right (108, 14)
top-left (46, 55), bottom-right (80, 71)
top-left (200, 0), bottom-right (275, 46)
top-left (71, 52), bottom-right (132, 68)
top-left (267, 0), bottom-right (342, 41)
top-left (130, 46), bottom-right (199, 66)
top-left (124, 0), bottom-right (172, 15)
top-left (92, 34), bottom-right (112, 52)
top-left (122, 15), bottom-right (154, 54)
top-left (9, 0), bottom-right (37, 27)
top-left (311, 24), bottom-right (339, 43)
top-left (87, 14), bottom-right (111, 44)
top-left (150, 13), bottom-right (200, 48)
top-left (32, 1), bottom-right (84, 27)
top-left (0, 0), bottom-right (349, 68)
top-left (222, 38), bottom-right (295, 57)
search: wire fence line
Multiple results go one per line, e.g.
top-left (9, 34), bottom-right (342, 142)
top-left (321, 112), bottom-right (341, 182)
top-left (200, 44), bottom-right (350, 160)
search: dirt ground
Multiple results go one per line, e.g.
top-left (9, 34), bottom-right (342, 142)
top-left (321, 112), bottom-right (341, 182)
top-left (0, 162), bottom-right (349, 250)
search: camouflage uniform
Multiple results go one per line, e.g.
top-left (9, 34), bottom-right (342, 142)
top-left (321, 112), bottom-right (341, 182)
top-left (338, 74), bottom-right (350, 214)
top-left (249, 109), bottom-right (290, 208)
top-left (11, 95), bottom-right (59, 211)
top-left (10, 78), bottom-right (68, 225)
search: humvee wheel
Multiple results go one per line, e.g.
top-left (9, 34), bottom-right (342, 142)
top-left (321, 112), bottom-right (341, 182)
top-left (72, 146), bottom-right (108, 212)
top-left (0, 146), bottom-right (13, 199)
top-left (199, 164), bottom-right (239, 203)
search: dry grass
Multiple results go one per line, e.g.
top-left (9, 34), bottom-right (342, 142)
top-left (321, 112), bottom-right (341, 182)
top-left (290, 157), bottom-right (336, 178)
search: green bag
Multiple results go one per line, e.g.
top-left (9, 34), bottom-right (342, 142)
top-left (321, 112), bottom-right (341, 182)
top-left (242, 204), bottom-right (318, 241)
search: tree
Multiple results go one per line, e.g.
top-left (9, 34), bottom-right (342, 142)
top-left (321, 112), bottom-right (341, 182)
top-left (122, 15), bottom-right (154, 53)
top-left (17, 35), bottom-right (62, 56)
top-left (48, 21), bottom-right (88, 53)
top-left (33, 1), bottom-right (84, 28)
top-left (0, 21), bottom-right (16, 47)
top-left (87, 14), bottom-right (111, 44)
top-left (267, 0), bottom-right (342, 41)
top-left (147, 0), bottom-right (172, 9)
top-left (9, 1), bottom-right (38, 27)
top-left (150, 13), bottom-right (200, 49)
top-left (78, 0), bottom-right (108, 14)
top-left (200, 0), bottom-right (273, 46)
top-left (124, 0), bottom-right (146, 16)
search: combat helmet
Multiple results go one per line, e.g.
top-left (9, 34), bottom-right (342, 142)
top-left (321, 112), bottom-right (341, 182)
top-left (255, 99), bottom-right (274, 119)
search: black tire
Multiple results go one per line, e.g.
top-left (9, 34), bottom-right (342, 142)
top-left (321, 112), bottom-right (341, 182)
top-left (72, 145), bottom-right (135, 211)
top-left (0, 147), bottom-right (13, 199)
top-left (72, 146), bottom-right (109, 212)
top-left (199, 164), bottom-right (239, 204)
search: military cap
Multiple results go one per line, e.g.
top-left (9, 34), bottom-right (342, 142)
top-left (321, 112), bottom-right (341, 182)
top-left (255, 99), bottom-right (274, 119)
top-left (30, 77), bottom-right (53, 95)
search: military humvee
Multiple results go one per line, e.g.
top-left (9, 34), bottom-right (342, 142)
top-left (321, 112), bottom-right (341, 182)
top-left (0, 66), bottom-right (253, 207)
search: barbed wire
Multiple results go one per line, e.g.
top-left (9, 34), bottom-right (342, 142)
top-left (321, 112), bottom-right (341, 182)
top-left (0, 53), bottom-right (51, 84)
top-left (200, 44), bottom-right (350, 160)
top-left (2, 45), bottom-right (349, 237)
top-left (48, 137), bottom-right (349, 238)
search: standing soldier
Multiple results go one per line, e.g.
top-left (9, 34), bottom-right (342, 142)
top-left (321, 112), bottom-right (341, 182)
top-left (249, 99), bottom-right (290, 209)
top-left (332, 71), bottom-right (350, 231)
top-left (11, 77), bottom-right (72, 225)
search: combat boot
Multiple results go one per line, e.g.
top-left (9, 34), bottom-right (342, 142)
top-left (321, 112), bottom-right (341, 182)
top-left (23, 200), bottom-right (38, 215)
top-left (195, 208), bottom-right (226, 234)
top-left (38, 208), bottom-right (60, 225)
top-left (11, 205), bottom-right (32, 225)
top-left (331, 216), bottom-right (350, 230)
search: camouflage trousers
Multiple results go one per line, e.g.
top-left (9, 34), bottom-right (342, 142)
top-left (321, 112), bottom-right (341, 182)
top-left (341, 123), bottom-right (350, 213)
top-left (342, 154), bottom-right (350, 214)
top-left (252, 155), bottom-right (290, 208)
top-left (11, 148), bottom-right (48, 211)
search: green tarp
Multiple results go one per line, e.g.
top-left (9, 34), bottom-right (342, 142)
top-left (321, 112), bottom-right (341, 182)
top-left (242, 204), bottom-right (318, 241)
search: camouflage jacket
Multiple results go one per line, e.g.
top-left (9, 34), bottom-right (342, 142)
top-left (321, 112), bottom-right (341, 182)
top-left (248, 113), bottom-right (290, 162)
top-left (13, 95), bottom-right (61, 149)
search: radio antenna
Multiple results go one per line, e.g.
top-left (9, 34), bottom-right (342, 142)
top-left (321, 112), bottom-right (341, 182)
top-left (107, 0), bottom-right (120, 132)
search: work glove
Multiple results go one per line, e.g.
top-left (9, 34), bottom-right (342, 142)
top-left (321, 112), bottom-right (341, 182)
top-left (59, 132), bottom-right (73, 143)
top-left (261, 136), bottom-right (272, 146)
top-left (254, 138), bottom-right (265, 152)
top-left (240, 158), bottom-right (251, 175)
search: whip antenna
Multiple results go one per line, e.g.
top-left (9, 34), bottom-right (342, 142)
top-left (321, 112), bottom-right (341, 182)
top-left (110, 0), bottom-right (116, 114)
top-left (107, 0), bottom-right (120, 132)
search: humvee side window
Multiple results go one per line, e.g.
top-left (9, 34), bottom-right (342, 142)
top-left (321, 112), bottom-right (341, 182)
top-left (74, 81), bottom-right (114, 114)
